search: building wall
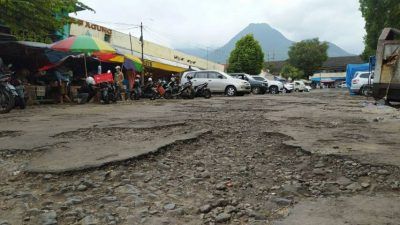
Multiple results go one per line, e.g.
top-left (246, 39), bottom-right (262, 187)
top-left (69, 18), bottom-right (224, 71)
top-left (310, 72), bottom-right (346, 79)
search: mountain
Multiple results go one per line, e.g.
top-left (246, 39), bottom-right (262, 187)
top-left (327, 42), bottom-right (352, 57)
top-left (178, 23), bottom-right (353, 64)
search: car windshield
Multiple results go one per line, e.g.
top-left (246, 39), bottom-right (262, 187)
top-left (246, 75), bottom-right (255, 81)
top-left (220, 71), bottom-right (233, 78)
top-left (253, 76), bottom-right (265, 81)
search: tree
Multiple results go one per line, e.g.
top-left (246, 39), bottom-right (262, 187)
top-left (288, 38), bottom-right (328, 78)
top-left (0, 0), bottom-right (93, 42)
top-left (280, 64), bottom-right (304, 80)
top-left (359, 0), bottom-right (400, 59)
top-left (227, 34), bottom-right (264, 75)
top-left (264, 62), bottom-right (279, 74)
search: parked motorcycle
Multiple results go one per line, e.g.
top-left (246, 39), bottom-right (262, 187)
top-left (163, 80), bottom-right (179, 99)
top-left (99, 82), bottom-right (117, 104)
top-left (155, 81), bottom-right (166, 98)
top-left (0, 73), bottom-right (15, 114)
top-left (0, 64), bottom-right (26, 113)
top-left (164, 78), bottom-right (195, 99)
top-left (194, 82), bottom-right (212, 99)
top-left (10, 75), bottom-right (26, 109)
top-left (130, 83), bottom-right (158, 100)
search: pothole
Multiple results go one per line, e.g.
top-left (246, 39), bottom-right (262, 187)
top-left (0, 131), bottom-right (22, 138)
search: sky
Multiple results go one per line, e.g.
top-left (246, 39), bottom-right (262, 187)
top-left (74, 0), bottom-right (366, 54)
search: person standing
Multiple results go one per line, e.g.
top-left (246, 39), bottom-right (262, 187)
top-left (114, 66), bottom-right (125, 100)
top-left (55, 69), bottom-right (71, 104)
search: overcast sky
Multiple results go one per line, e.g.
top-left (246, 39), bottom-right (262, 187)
top-left (73, 0), bottom-right (366, 54)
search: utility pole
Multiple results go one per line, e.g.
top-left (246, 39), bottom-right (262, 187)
top-left (129, 32), bottom-right (133, 55)
top-left (140, 22), bottom-right (145, 85)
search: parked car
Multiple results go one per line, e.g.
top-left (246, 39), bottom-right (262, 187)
top-left (252, 76), bottom-right (284, 94)
top-left (338, 81), bottom-right (347, 88)
top-left (229, 73), bottom-right (268, 94)
top-left (351, 71), bottom-right (374, 95)
top-left (283, 83), bottom-right (294, 93)
top-left (304, 85), bottom-right (312, 92)
top-left (181, 70), bottom-right (251, 96)
top-left (275, 78), bottom-right (294, 93)
top-left (292, 80), bottom-right (307, 92)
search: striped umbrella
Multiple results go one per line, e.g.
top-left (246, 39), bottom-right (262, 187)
top-left (51, 35), bottom-right (116, 54)
top-left (93, 52), bottom-right (143, 72)
top-left (51, 36), bottom-right (116, 76)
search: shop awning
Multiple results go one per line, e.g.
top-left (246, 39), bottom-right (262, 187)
top-left (114, 46), bottom-right (188, 73)
top-left (143, 59), bottom-right (186, 73)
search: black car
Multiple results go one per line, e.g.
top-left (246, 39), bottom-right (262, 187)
top-left (230, 73), bottom-right (268, 94)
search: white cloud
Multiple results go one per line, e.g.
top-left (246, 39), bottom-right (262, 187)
top-left (74, 0), bottom-right (366, 54)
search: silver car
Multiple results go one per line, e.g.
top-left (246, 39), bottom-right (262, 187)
top-left (181, 71), bottom-right (251, 96)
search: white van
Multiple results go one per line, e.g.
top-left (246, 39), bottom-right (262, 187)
top-left (181, 70), bottom-right (251, 96)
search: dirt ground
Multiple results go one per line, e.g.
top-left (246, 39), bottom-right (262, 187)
top-left (0, 89), bottom-right (399, 225)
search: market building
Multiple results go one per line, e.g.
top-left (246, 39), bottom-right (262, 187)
top-left (309, 56), bottom-right (365, 86)
top-left (66, 18), bottom-right (224, 75)
top-left (268, 56), bottom-right (365, 86)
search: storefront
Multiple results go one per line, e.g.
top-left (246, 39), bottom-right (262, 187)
top-left (67, 18), bottom-right (224, 73)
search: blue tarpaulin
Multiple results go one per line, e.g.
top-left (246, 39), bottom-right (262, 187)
top-left (369, 56), bottom-right (376, 72)
top-left (311, 77), bottom-right (346, 82)
top-left (346, 63), bottom-right (369, 89)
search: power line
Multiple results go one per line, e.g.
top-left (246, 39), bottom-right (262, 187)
top-left (142, 26), bottom-right (174, 46)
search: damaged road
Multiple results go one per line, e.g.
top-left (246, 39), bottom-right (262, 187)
top-left (0, 89), bottom-right (399, 225)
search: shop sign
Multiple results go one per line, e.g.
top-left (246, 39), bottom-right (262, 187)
top-left (71, 18), bottom-right (112, 35)
top-left (143, 60), bottom-right (152, 67)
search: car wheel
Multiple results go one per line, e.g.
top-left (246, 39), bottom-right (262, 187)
top-left (282, 88), bottom-right (287, 94)
top-left (252, 87), bottom-right (261, 95)
top-left (269, 86), bottom-right (278, 95)
top-left (361, 87), bottom-right (369, 96)
top-left (225, 86), bottom-right (237, 97)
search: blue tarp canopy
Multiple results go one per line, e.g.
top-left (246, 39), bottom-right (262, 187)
top-left (345, 63), bottom-right (369, 88)
top-left (311, 77), bottom-right (346, 82)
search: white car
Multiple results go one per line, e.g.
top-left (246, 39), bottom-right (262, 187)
top-left (305, 85), bottom-right (312, 92)
top-left (339, 81), bottom-right (347, 88)
top-left (351, 71), bottom-right (373, 95)
top-left (181, 70), bottom-right (251, 96)
top-left (283, 83), bottom-right (294, 93)
top-left (293, 80), bottom-right (307, 92)
top-left (252, 76), bottom-right (284, 94)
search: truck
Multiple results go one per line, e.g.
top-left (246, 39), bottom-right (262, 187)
top-left (373, 28), bottom-right (400, 103)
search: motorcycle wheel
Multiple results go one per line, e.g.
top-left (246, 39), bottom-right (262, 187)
top-left (188, 89), bottom-right (195, 99)
top-left (109, 92), bottom-right (117, 103)
top-left (203, 89), bottom-right (212, 99)
top-left (130, 92), bottom-right (139, 100)
top-left (0, 89), bottom-right (15, 114)
top-left (103, 94), bottom-right (110, 104)
top-left (164, 91), bottom-right (172, 99)
top-left (17, 96), bottom-right (26, 109)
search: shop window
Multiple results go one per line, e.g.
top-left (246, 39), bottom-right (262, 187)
top-left (104, 34), bottom-right (111, 43)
